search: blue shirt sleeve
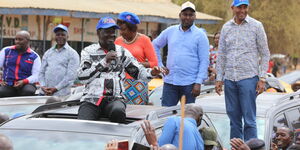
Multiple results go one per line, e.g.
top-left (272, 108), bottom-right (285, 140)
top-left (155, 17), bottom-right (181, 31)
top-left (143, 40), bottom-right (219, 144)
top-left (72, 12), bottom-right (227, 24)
top-left (195, 31), bottom-right (209, 84)
top-left (158, 117), bottom-right (177, 146)
top-left (152, 28), bottom-right (169, 67)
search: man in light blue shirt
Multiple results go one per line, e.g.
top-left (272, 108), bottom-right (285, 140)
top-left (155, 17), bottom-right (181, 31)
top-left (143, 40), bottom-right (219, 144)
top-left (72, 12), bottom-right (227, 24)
top-left (158, 104), bottom-right (204, 150)
top-left (39, 24), bottom-right (80, 98)
top-left (152, 1), bottom-right (209, 106)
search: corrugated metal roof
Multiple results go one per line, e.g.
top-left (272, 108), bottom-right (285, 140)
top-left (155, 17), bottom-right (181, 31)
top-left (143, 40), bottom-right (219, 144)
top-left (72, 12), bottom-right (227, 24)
top-left (0, 0), bottom-right (222, 24)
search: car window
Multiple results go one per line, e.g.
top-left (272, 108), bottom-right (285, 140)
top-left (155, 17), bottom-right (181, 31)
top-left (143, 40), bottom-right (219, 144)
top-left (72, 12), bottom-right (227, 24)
top-left (271, 113), bottom-right (288, 143)
top-left (285, 108), bottom-right (300, 130)
top-left (0, 129), bottom-right (130, 150)
top-left (207, 113), bottom-right (265, 149)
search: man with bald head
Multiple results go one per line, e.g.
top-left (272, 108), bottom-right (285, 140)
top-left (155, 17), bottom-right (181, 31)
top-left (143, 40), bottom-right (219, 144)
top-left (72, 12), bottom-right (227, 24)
top-left (0, 134), bottom-right (13, 150)
top-left (0, 30), bottom-right (41, 97)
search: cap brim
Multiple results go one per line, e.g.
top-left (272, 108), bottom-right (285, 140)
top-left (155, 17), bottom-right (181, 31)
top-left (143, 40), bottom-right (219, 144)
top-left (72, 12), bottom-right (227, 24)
top-left (53, 27), bottom-right (68, 33)
top-left (97, 24), bottom-right (120, 30)
top-left (181, 7), bottom-right (195, 12)
top-left (234, 2), bottom-right (249, 6)
top-left (204, 140), bottom-right (218, 146)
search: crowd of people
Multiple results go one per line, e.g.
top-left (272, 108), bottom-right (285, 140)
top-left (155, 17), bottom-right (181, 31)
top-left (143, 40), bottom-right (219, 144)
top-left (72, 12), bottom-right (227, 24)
top-left (0, 0), bottom-right (299, 150)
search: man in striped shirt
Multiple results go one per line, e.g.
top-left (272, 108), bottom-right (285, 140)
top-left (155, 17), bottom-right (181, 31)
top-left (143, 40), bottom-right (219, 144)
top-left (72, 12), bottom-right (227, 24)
top-left (77, 17), bottom-right (167, 123)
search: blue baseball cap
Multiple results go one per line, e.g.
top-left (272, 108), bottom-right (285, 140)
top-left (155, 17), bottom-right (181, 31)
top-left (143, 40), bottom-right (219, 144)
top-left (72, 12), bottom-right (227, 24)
top-left (118, 12), bottom-right (140, 25)
top-left (232, 0), bottom-right (249, 7)
top-left (96, 17), bottom-right (119, 30)
top-left (53, 24), bottom-right (68, 33)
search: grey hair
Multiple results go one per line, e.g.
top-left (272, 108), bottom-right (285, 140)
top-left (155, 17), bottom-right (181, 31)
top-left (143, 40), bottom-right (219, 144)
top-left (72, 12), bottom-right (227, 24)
top-left (185, 104), bottom-right (203, 118)
top-left (160, 144), bottom-right (178, 150)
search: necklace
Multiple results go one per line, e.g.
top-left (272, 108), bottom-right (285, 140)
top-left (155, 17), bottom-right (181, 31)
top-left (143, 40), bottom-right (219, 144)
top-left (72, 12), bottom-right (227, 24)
top-left (123, 33), bottom-right (139, 44)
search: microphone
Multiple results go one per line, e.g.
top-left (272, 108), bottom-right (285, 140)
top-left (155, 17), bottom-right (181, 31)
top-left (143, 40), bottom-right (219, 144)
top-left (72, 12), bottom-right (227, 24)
top-left (107, 42), bottom-right (116, 66)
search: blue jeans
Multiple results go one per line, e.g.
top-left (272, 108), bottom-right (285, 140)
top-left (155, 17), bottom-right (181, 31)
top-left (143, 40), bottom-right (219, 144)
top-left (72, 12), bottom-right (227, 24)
top-left (224, 76), bottom-right (258, 141)
top-left (161, 83), bottom-right (195, 106)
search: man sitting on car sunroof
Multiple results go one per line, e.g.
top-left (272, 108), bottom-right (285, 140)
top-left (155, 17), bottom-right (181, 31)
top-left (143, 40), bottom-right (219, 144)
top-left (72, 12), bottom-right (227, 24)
top-left (77, 17), bottom-right (168, 123)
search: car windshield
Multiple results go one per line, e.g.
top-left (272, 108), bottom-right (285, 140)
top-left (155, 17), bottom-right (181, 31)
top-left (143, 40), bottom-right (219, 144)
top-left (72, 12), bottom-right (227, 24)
top-left (0, 104), bottom-right (42, 117)
top-left (1, 129), bottom-right (130, 150)
top-left (207, 113), bottom-right (265, 149)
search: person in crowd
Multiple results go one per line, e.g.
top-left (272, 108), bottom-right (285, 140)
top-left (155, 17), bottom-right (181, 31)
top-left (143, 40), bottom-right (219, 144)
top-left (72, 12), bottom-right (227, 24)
top-left (274, 127), bottom-right (294, 150)
top-left (115, 12), bottom-right (158, 105)
top-left (200, 127), bottom-right (218, 150)
top-left (272, 59), bottom-right (280, 77)
top-left (0, 31), bottom-right (41, 97)
top-left (287, 145), bottom-right (300, 150)
top-left (0, 134), bottom-right (13, 150)
top-left (215, 0), bottom-right (270, 141)
top-left (141, 104), bottom-right (204, 149)
top-left (295, 132), bottom-right (300, 145)
top-left (77, 17), bottom-right (167, 123)
top-left (267, 59), bottom-right (274, 73)
top-left (207, 32), bottom-right (220, 83)
top-left (152, 1), bottom-right (209, 106)
top-left (0, 113), bottom-right (9, 124)
top-left (39, 24), bottom-right (80, 98)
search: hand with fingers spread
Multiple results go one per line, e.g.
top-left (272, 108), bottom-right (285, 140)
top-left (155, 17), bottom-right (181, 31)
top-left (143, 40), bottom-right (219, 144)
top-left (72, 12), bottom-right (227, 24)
top-left (141, 120), bottom-right (158, 147)
top-left (230, 138), bottom-right (250, 150)
top-left (105, 140), bottom-right (118, 150)
top-left (151, 66), bottom-right (169, 77)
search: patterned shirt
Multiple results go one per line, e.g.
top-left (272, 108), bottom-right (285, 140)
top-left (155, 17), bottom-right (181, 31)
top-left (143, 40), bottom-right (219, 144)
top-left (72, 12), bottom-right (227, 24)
top-left (216, 15), bottom-right (270, 81)
top-left (78, 43), bottom-right (153, 105)
top-left (39, 43), bottom-right (80, 96)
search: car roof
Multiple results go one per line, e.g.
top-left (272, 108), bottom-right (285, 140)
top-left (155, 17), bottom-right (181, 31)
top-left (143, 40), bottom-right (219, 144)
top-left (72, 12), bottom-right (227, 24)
top-left (0, 96), bottom-right (51, 105)
top-left (0, 102), bottom-right (168, 136)
top-left (196, 92), bottom-right (291, 117)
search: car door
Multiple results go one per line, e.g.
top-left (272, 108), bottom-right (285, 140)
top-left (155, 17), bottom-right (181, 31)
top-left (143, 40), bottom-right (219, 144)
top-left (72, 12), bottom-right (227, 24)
top-left (267, 98), bottom-right (300, 149)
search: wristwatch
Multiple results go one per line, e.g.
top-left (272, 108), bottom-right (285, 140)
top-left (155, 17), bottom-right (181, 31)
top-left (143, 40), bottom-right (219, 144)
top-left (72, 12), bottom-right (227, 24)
top-left (259, 77), bottom-right (266, 82)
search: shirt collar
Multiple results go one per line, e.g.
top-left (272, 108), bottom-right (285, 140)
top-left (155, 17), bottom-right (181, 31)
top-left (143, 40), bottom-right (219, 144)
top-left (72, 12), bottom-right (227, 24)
top-left (230, 15), bottom-right (250, 25)
top-left (185, 117), bottom-right (197, 126)
top-left (179, 24), bottom-right (195, 32)
top-left (54, 42), bottom-right (69, 52)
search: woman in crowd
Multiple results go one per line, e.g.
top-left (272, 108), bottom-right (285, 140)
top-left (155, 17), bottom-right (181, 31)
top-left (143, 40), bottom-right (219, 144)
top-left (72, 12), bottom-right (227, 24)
top-left (115, 12), bottom-right (158, 105)
top-left (207, 32), bottom-right (220, 83)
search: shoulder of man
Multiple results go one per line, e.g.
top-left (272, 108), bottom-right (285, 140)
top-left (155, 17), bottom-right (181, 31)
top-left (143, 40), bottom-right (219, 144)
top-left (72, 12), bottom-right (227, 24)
top-left (81, 43), bottom-right (99, 53)
top-left (28, 49), bottom-right (41, 60)
top-left (247, 16), bottom-right (264, 27)
top-left (1, 46), bottom-right (15, 52)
